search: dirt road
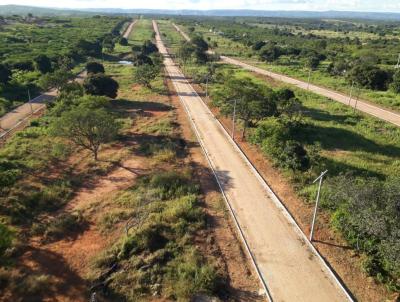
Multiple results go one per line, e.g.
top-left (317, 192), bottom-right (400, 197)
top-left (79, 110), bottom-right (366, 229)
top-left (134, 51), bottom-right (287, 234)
top-left (0, 71), bottom-right (86, 139)
top-left (122, 19), bottom-right (137, 39)
top-left (154, 20), bottom-right (352, 302)
top-left (172, 23), bottom-right (400, 128)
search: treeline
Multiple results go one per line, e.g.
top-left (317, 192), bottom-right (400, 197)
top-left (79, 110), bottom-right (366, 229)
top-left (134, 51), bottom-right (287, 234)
top-left (0, 15), bottom-right (129, 116)
top-left (177, 18), bottom-right (400, 94)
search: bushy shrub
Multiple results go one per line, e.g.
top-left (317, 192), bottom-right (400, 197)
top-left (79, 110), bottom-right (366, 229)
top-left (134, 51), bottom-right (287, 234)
top-left (326, 175), bottom-right (400, 290)
top-left (86, 61), bottom-right (105, 74)
top-left (164, 248), bottom-right (218, 300)
top-left (0, 223), bottom-right (13, 259)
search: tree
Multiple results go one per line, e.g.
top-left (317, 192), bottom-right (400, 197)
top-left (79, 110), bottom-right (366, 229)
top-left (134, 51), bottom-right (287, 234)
top-left (213, 77), bottom-right (277, 139)
top-left (0, 64), bottom-right (11, 84)
top-left (276, 88), bottom-right (302, 124)
top-left (75, 39), bottom-right (102, 57)
top-left (347, 63), bottom-right (390, 90)
top-left (141, 40), bottom-right (158, 55)
top-left (252, 41), bottom-right (266, 51)
top-left (190, 36), bottom-right (209, 64)
top-left (102, 35), bottom-right (115, 53)
top-left (390, 70), bottom-right (400, 94)
top-left (191, 36), bottom-right (209, 53)
top-left (177, 42), bottom-right (195, 65)
top-left (38, 69), bottom-right (73, 91)
top-left (52, 108), bottom-right (120, 160)
top-left (86, 61), bottom-right (105, 74)
top-left (119, 37), bottom-right (128, 46)
top-left (84, 74), bottom-right (119, 98)
top-left (306, 54), bottom-right (321, 70)
top-left (260, 45), bottom-right (282, 62)
top-left (133, 64), bottom-right (160, 88)
top-left (132, 52), bottom-right (153, 66)
top-left (34, 54), bottom-right (52, 74)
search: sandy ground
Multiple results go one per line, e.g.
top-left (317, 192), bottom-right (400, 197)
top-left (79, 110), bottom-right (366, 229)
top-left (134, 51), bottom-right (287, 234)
top-left (155, 20), bottom-right (352, 302)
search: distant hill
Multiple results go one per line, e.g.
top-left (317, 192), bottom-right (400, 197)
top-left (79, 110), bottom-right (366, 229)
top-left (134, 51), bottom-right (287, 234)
top-left (1, 5), bottom-right (400, 20)
top-left (0, 5), bottom-right (92, 16)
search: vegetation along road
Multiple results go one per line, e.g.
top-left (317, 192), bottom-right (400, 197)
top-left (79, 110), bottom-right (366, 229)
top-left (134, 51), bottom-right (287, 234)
top-left (0, 19), bottom-right (137, 139)
top-left (122, 19), bottom-right (137, 39)
top-left (0, 71), bottom-right (86, 138)
top-left (154, 20), bottom-right (352, 302)
top-left (173, 23), bottom-right (400, 128)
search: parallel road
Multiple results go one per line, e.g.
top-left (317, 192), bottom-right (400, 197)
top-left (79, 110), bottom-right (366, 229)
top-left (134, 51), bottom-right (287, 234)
top-left (172, 23), bottom-right (400, 128)
top-left (0, 72), bottom-right (86, 138)
top-left (156, 20), bottom-right (352, 302)
top-left (122, 19), bottom-right (137, 39)
top-left (0, 19), bottom-right (139, 139)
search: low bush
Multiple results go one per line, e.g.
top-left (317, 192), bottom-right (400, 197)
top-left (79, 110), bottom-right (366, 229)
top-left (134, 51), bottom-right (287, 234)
top-left (326, 175), bottom-right (400, 291)
top-left (91, 170), bottom-right (218, 301)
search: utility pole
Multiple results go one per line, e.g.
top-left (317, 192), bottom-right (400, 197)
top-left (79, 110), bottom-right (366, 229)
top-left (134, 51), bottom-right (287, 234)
top-left (307, 68), bottom-right (312, 90)
top-left (348, 81), bottom-right (354, 106)
top-left (395, 53), bottom-right (400, 69)
top-left (205, 75), bottom-right (209, 98)
top-left (231, 99), bottom-right (237, 140)
top-left (28, 89), bottom-right (33, 113)
top-left (309, 170), bottom-right (328, 242)
top-left (354, 87), bottom-right (360, 113)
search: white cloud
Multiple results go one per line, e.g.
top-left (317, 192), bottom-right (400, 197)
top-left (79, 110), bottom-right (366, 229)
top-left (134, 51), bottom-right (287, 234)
top-left (1, 0), bottom-right (400, 11)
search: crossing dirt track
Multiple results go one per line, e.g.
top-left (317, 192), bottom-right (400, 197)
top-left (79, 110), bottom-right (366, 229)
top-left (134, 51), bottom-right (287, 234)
top-left (154, 20), bottom-right (352, 302)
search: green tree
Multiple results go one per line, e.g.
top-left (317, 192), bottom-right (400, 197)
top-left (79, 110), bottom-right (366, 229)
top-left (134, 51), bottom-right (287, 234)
top-left (75, 39), bottom-right (102, 57)
top-left (0, 64), bottom-right (12, 84)
top-left (141, 40), bottom-right (158, 55)
top-left (133, 64), bottom-right (160, 89)
top-left (38, 69), bottom-right (73, 91)
top-left (52, 108), bottom-right (120, 160)
top-left (347, 63), bottom-right (390, 90)
top-left (119, 37), bottom-right (128, 46)
top-left (306, 55), bottom-right (321, 70)
top-left (34, 54), bottom-right (52, 74)
top-left (260, 45), bottom-right (282, 62)
top-left (177, 42), bottom-right (195, 65)
top-left (86, 61), bottom-right (105, 74)
top-left (213, 77), bottom-right (277, 138)
top-left (84, 74), bottom-right (119, 98)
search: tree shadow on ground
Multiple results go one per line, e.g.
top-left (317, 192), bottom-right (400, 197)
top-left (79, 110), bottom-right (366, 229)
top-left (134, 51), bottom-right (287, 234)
top-left (111, 99), bottom-right (172, 113)
top-left (17, 247), bottom-right (89, 302)
top-left (302, 107), bottom-right (360, 126)
top-left (295, 122), bottom-right (400, 158)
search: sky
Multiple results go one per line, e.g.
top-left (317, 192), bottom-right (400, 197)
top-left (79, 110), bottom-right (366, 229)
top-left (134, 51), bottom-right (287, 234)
top-left (2, 0), bottom-right (400, 12)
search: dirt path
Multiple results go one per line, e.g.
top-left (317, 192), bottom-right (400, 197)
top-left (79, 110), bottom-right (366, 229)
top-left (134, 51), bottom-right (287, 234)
top-left (172, 22), bottom-right (400, 128)
top-left (155, 20), bottom-right (352, 302)
top-left (19, 158), bottom-right (139, 302)
top-left (0, 71), bottom-right (86, 139)
top-left (122, 19), bottom-right (138, 39)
